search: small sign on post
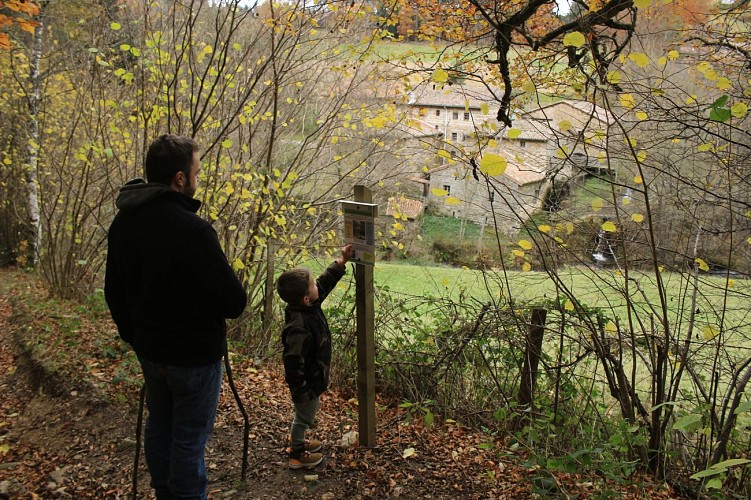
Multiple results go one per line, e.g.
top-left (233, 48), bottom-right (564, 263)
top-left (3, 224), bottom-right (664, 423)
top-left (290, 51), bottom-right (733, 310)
top-left (341, 200), bottom-right (378, 266)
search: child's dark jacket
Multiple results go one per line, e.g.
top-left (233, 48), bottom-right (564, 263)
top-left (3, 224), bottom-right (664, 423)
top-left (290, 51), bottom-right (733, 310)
top-left (282, 262), bottom-right (346, 404)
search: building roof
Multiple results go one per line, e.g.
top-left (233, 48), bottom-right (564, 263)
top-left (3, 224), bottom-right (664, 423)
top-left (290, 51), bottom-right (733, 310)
top-left (407, 82), bottom-right (498, 111)
top-left (502, 161), bottom-right (547, 186)
top-left (386, 196), bottom-right (424, 219)
top-left (522, 100), bottom-right (615, 127)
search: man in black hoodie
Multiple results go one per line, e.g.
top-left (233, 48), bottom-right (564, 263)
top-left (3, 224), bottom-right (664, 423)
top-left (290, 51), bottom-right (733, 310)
top-left (105, 134), bottom-right (246, 499)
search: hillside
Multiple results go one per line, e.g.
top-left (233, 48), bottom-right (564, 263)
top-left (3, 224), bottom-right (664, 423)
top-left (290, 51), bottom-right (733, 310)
top-left (0, 268), bottom-right (678, 499)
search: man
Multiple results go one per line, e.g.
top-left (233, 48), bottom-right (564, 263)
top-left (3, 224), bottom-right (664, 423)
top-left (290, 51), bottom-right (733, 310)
top-left (105, 134), bottom-right (246, 499)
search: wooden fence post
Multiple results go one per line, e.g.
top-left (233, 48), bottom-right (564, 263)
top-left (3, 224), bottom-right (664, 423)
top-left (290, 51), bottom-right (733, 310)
top-left (518, 308), bottom-right (548, 410)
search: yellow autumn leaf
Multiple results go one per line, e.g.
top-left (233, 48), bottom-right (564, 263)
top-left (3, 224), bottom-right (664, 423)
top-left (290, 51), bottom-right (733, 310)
top-left (602, 221), bottom-right (617, 232)
top-left (628, 53), bottom-right (650, 67)
top-left (634, 0), bottom-right (652, 7)
top-left (620, 94), bottom-right (636, 109)
top-left (727, 278), bottom-right (736, 288)
top-left (658, 266), bottom-right (664, 272)
top-left (433, 69), bottom-right (449, 83)
top-left (479, 154), bottom-right (507, 177)
top-left (632, 213), bottom-right (644, 223)
top-left (559, 120), bottom-right (573, 131)
top-left (522, 262), bottom-right (532, 272)
top-left (440, 278), bottom-right (450, 287)
top-left (636, 111), bottom-right (648, 120)
top-left (512, 249), bottom-right (525, 257)
top-left (695, 258), bottom-right (709, 271)
top-left (566, 222), bottom-right (574, 234)
top-left (658, 56), bottom-right (667, 66)
top-left (607, 71), bottom-right (622, 84)
top-left (232, 258), bottom-right (245, 271)
top-left (445, 196), bottom-right (461, 206)
top-left (701, 325), bottom-right (719, 340)
top-left (564, 300), bottom-right (575, 311)
top-left (637, 150), bottom-right (647, 162)
top-left (221, 139), bottom-right (233, 148)
top-left (592, 198), bottom-right (604, 211)
top-left (518, 239), bottom-right (533, 250)
top-left (697, 143), bottom-right (713, 152)
top-left (431, 188), bottom-right (448, 197)
top-left (538, 224), bottom-right (551, 233)
top-left (563, 31), bottom-right (586, 48)
top-left (605, 321), bottom-right (617, 333)
top-left (717, 77), bottom-right (732, 90)
top-left (437, 149), bottom-right (453, 159)
top-left (634, 175), bottom-right (643, 184)
top-left (507, 128), bottom-right (522, 139)
top-left (731, 102), bottom-right (748, 118)
top-left (225, 184), bottom-right (235, 196)
top-left (686, 95), bottom-right (696, 105)
top-left (668, 50), bottom-right (679, 60)
top-left (696, 62), bottom-right (711, 73)
top-left (481, 103), bottom-right (489, 115)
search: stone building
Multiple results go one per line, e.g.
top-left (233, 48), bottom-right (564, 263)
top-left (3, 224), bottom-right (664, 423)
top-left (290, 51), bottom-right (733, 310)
top-left (402, 83), bottom-right (614, 233)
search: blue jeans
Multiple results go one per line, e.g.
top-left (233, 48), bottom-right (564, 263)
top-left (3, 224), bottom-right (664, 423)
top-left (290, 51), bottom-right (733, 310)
top-left (138, 357), bottom-right (223, 500)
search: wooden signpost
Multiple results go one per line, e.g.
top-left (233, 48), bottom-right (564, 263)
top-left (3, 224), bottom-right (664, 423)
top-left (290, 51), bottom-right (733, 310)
top-left (348, 185), bottom-right (376, 447)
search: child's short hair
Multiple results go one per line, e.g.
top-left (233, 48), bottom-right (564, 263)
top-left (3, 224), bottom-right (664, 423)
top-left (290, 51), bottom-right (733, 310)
top-left (276, 268), bottom-right (311, 304)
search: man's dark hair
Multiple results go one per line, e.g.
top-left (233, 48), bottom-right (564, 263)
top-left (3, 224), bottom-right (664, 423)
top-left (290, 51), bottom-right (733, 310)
top-left (276, 268), bottom-right (311, 305)
top-left (145, 134), bottom-right (200, 185)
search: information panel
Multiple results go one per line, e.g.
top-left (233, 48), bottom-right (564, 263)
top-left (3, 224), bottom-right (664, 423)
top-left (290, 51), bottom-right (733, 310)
top-left (341, 200), bottom-right (378, 265)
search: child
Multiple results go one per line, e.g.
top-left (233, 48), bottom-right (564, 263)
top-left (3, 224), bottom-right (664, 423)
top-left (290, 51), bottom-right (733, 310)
top-left (276, 244), bottom-right (355, 469)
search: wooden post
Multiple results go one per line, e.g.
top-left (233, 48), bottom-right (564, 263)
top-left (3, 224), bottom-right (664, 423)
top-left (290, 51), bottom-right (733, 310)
top-left (354, 185), bottom-right (376, 447)
top-left (518, 308), bottom-right (548, 410)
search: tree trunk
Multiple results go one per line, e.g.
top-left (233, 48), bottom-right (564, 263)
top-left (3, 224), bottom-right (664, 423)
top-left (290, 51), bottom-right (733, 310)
top-left (24, 5), bottom-right (45, 267)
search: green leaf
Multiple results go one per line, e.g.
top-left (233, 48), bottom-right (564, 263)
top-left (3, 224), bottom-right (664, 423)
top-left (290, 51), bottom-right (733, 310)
top-left (705, 477), bottom-right (723, 489)
top-left (710, 107), bottom-right (731, 123)
top-left (733, 400), bottom-right (751, 414)
top-left (674, 413), bottom-right (702, 431)
top-left (712, 458), bottom-right (751, 469)
top-left (712, 95), bottom-right (729, 108)
top-left (690, 468), bottom-right (723, 479)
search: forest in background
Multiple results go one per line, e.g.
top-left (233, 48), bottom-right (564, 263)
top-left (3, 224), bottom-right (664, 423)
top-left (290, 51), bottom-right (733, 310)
top-left (1, 0), bottom-right (750, 497)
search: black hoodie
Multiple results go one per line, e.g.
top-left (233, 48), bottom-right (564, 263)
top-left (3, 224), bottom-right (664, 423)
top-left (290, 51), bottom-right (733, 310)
top-left (104, 179), bottom-right (246, 366)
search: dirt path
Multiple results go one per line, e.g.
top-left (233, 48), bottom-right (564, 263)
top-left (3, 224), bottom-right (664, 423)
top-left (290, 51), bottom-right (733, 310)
top-left (0, 268), bottom-right (679, 499)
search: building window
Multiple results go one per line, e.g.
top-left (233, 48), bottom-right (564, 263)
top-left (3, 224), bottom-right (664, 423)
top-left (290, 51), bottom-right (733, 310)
top-left (464, 112), bottom-right (470, 120)
top-left (451, 132), bottom-right (458, 141)
top-left (436, 109), bottom-right (441, 117)
top-left (520, 140), bottom-right (527, 148)
top-left (452, 111), bottom-right (459, 119)
top-left (443, 184), bottom-right (451, 194)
